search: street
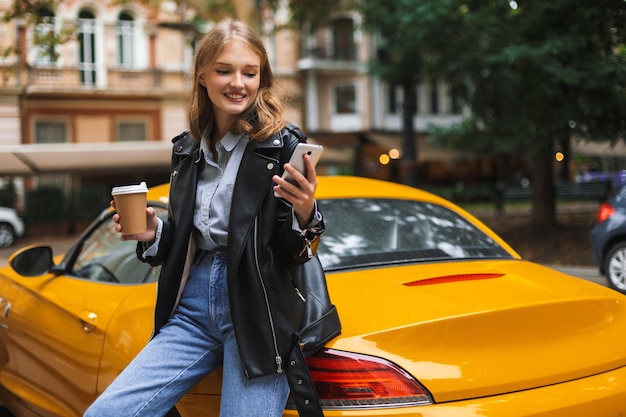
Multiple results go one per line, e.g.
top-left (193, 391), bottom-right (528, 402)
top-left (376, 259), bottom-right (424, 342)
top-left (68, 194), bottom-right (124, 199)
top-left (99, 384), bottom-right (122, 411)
top-left (550, 265), bottom-right (607, 288)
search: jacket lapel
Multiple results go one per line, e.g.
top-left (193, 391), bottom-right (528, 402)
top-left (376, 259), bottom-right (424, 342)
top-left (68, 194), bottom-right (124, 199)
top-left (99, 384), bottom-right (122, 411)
top-left (228, 133), bottom-right (284, 265)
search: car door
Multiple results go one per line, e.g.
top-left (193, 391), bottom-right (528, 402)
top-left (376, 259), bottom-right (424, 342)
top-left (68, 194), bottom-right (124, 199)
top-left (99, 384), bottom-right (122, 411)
top-left (6, 211), bottom-right (161, 417)
top-left (0, 270), bottom-right (20, 393)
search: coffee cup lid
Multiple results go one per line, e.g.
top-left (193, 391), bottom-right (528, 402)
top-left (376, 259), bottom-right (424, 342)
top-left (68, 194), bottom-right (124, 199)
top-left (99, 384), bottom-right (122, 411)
top-left (112, 181), bottom-right (148, 196)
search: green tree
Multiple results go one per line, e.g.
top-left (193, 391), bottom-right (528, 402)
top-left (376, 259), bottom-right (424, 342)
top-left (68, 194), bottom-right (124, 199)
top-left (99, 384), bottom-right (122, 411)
top-left (360, 0), bottom-right (626, 228)
top-left (360, 0), bottom-right (423, 187)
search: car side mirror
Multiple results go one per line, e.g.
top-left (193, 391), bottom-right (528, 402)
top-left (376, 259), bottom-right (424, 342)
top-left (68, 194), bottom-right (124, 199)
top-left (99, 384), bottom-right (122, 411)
top-left (10, 246), bottom-right (55, 276)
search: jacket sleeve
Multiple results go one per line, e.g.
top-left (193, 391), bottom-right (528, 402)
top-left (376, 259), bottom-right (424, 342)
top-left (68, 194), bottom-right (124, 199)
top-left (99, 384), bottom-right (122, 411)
top-left (136, 213), bottom-right (175, 266)
top-left (135, 131), bottom-right (191, 266)
top-left (277, 215), bottom-right (325, 264)
top-left (275, 125), bottom-right (325, 264)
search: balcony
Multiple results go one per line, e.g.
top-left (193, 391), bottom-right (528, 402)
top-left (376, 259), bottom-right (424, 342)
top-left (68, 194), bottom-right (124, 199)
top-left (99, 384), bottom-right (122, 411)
top-left (297, 44), bottom-right (365, 75)
top-left (15, 65), bottom-right (189, 95)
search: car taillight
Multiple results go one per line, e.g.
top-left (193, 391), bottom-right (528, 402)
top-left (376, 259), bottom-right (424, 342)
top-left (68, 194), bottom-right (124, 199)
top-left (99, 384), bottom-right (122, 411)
top-left (596, 202), bottom-right (616, 223)
top-left (286, 349), bottom-right (433, 410)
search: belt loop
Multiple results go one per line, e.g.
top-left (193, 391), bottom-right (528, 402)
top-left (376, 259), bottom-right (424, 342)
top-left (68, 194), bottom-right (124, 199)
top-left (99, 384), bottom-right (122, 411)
top-left (196, 247), bottom-right (227, 258)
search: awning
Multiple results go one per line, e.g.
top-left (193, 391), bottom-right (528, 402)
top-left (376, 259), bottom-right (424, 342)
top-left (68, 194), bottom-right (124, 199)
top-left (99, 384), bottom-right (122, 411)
top-left (0, 141), bottom-right (172, 175)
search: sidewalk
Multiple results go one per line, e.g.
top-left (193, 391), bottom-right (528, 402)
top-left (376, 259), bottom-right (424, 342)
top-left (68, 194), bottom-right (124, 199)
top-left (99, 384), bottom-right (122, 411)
top-left (461, 199), bottom-right (601, 219)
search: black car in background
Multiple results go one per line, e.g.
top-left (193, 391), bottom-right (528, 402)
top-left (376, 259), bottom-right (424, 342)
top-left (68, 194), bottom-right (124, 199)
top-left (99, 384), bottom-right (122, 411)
top-left (591, 184), bottom-right (626, 294)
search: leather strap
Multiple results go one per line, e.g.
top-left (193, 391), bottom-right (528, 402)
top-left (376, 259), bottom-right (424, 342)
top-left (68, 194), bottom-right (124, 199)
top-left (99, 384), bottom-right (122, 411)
top-left (285, 335), bottom-right (324, 417)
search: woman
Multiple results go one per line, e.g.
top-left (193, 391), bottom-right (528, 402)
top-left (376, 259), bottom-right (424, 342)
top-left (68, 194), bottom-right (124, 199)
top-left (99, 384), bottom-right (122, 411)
top-left (84, 18), bottom-right (324, 417)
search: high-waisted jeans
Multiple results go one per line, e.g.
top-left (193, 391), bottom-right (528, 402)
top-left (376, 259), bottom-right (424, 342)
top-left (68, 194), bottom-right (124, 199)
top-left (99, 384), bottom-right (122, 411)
top-left (84, 250), bottom-right (289, 417)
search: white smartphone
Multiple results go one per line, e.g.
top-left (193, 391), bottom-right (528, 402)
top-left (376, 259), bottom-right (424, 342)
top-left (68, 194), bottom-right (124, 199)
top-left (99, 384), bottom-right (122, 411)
top-left (274, 143), bottom-right (324, 196)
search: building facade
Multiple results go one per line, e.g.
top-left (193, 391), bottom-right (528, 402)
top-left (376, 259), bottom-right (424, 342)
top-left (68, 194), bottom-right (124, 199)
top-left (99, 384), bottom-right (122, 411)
top-left (0, 0), bottom-right (476, 224)
top-left (293, 10), bottom-right (466, 182)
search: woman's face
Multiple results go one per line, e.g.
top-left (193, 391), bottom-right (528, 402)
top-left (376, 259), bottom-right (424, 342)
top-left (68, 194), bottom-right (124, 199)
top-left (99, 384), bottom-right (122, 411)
top-left (199, 39), bottom-right (262, 132)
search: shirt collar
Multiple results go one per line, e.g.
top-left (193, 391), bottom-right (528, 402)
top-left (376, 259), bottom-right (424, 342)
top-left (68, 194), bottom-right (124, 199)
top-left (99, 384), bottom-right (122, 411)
top-left (199, 127), bottom-right (246, 161)
top-left (220, 131), bottom-right (245, 151)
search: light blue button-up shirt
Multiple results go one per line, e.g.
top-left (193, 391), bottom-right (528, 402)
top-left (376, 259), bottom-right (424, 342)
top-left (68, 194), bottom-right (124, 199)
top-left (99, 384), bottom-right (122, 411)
top-left (193, 130), bottom-right (248, 250)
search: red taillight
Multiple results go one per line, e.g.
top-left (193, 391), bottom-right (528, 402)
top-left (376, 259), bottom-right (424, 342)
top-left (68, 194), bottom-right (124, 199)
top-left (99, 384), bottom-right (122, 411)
top-left (286, 349), bottom-right (432, 410)
top-left (596, 202), bottom-right (616, 223)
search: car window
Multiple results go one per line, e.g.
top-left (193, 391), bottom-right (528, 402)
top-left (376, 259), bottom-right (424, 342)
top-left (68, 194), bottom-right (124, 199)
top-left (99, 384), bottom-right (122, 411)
top-left (70, 206), bottom-right (167, 284)
top-left (317, 198), bottom-right (513, 270)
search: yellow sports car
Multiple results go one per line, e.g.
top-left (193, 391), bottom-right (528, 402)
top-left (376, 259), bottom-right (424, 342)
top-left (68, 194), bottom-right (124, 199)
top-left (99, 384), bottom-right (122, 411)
top-left (1, 176), bottom-right (626, 417)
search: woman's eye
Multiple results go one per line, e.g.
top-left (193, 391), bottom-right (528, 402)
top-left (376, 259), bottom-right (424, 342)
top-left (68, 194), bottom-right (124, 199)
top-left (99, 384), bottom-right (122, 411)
top-left (216, 70), bottom-right (229, 75)
top-left (245, 73), bottom-right (257, 78)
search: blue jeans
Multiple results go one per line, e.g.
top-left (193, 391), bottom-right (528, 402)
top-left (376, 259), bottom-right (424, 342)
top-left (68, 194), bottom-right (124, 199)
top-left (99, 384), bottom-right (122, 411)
top-left (84, 250), bottom-right (289, 417)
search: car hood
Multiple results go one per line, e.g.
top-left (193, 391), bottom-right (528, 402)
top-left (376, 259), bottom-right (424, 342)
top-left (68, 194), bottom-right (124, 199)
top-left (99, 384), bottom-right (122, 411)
top-left (326, 259), bottom-right (626, 403)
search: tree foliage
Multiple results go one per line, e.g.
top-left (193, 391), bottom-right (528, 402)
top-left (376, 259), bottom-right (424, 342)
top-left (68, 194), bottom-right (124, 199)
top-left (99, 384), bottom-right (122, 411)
top-left (359, 0), bottom-right (626, 227)
top-left (277, 0), bottom-right (358, 31)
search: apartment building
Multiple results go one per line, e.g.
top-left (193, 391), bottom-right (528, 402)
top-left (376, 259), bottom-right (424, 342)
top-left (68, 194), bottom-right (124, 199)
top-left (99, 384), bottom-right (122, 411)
top-left (294, 11), bottom-right (466, 182)
top-left (0, 0), bottom-right (200, 192)
top-left (0, 0), bottom-right (472, 217)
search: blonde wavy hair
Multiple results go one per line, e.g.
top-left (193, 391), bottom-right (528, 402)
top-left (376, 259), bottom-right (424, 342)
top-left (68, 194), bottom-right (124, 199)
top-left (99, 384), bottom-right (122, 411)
top-left (186, 19), bottom-right (287, 142)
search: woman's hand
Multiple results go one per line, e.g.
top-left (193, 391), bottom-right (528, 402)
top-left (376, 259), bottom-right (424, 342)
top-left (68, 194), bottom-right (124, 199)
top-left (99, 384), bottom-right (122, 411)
top-left (111, 200), bottom-right (159, 242)
top-left (273, 153), bottom-right (317, 229)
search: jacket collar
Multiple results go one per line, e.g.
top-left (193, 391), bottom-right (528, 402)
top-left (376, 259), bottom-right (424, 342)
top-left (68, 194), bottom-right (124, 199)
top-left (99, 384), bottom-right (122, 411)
top-left (245, 129), bottom-right (285, 155)
top-left (171, 126), bottom-right (286, 171)
top-left (172, 132), bottom-right (200, 159)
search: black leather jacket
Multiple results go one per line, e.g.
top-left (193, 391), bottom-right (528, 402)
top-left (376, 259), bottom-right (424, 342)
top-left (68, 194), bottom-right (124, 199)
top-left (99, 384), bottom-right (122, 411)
top-left (139, 125), bottom-right (324, 378)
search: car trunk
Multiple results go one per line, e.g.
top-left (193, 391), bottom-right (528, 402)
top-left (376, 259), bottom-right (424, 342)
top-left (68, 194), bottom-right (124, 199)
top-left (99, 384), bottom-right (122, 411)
top-left (326, 259), bottom-right (626, 403)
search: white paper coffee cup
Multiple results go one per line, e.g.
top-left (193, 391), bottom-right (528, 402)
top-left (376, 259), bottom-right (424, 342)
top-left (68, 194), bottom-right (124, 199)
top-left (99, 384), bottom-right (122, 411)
top-left (111, 182), bottom-right (148, 235)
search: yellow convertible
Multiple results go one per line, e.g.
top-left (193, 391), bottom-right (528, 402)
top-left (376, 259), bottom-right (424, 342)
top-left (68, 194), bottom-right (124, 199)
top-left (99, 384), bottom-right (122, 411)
top-left (1, 176), bottom-right (626, 417)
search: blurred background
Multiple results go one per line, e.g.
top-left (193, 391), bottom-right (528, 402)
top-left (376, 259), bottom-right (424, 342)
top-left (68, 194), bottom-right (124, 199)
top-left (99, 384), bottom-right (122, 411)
top-left (0, 0), bottom-right (625, 236)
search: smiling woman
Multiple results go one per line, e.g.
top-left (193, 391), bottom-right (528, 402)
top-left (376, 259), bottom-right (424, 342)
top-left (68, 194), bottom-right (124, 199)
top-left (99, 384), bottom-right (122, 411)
top-left (84, 17), bottom-right (328, 417)
top-left (199, 39), bottom-right (261, 139)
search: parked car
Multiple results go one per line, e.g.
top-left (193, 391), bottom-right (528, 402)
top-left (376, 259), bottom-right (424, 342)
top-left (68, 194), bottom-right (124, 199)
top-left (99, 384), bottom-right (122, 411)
top-left (2, 176), bottom-right (626, 417)
top-left (0, 207), bottom-right (24, 248)
top-left (591, 183), bottom-right (626, 294)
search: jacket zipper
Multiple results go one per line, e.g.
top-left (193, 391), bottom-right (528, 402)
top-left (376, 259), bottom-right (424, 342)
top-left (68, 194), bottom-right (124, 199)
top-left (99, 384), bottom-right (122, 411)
top-left (253, 217), bottom-right (284, 373)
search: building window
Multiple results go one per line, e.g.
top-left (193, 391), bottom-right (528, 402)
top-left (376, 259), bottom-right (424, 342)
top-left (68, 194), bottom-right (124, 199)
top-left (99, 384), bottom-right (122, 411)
top-left (333, 17), bottom-right (355, 60)
top-left (34, 7), bottom-right (56, 64)
top-left (388, 84), bottom-right (419, 115)
top-left (429, 80), bottom-right (440, 114)
top-left (387, 84), bottom-right (397, 114)
top-left (118, 12), bottom-right (134, 68)
top-left (335, 84), bottom-right (356, 114)
top-left (78, 10), bottom-right (97, 86)
top-left (117, 122), bottom-right (147, 141)
top-left (35, 120), bottom-right (67, 143)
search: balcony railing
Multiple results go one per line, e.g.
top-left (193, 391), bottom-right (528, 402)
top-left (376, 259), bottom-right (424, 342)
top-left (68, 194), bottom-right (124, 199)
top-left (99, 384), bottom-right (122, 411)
top-left (300, 44), bottom-right (357, 61)
top-left (297, 44), bottom-right (366, 75)
top-left (20, 65), bottom-right (189, 93)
